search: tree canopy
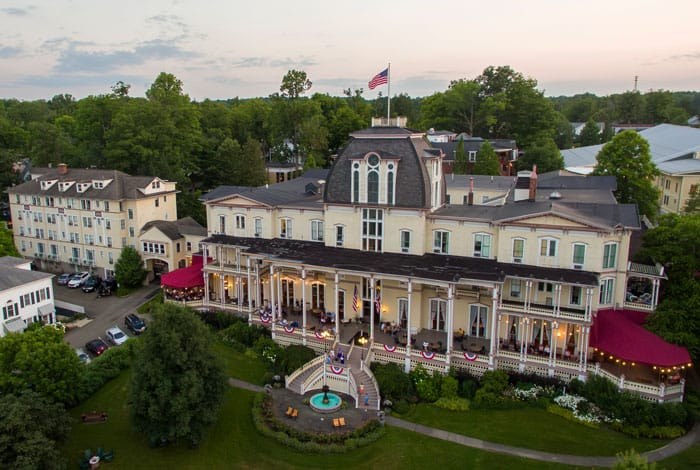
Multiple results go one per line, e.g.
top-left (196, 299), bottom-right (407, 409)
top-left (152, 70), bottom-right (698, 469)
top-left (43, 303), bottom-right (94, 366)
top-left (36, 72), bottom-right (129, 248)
top-left (115, 246), bottom-right (147, 289)
top-left (578, 118), bottom-right (601, 146)
top-left (0, 326), bottom-right (83, 405)
top-left (0, 391), bottom-right (71, 470)
top-left (130, 303), bottom-right (227, 446)
top-left (453, 138), bottom-right (468, 174)
top-left (0, 225), bottom-right (20, 257)
top-left (592, 130), bottom-right (660, 221)
top-left (472, 141), bottom-right (500, 175)
top-left (516, 138), bottom-right (564, 173)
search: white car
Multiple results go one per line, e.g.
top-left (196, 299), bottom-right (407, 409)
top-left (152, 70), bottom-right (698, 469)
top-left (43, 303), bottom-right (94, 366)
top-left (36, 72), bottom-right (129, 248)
top-left (105, 326), bottom-right (128, 346)
top-left (67, 272), bottom-right (90, 288)
top-left (75, 347), bottom-right (91, 364)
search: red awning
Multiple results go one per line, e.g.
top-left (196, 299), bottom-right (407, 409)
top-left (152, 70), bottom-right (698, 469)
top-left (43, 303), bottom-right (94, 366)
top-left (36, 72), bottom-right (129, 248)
top-left (160, 254), bottom-right (208, 289)
top-left (590, 309), bottom-right (691, 367)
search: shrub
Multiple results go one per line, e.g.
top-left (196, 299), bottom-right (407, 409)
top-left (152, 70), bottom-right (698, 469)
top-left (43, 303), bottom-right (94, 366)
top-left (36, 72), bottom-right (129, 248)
top-left (440, 375), bottom-right (458, 399)
top-left (392, 399), bottom-right (410, 415)
top-left (77, 341), bottom-right (135, 402)
top-left (370, 362), bottom-right (415, 402)
top-left (197, 310), bottom-right (245, 330)
top-left (612, 449), bottom-right (656, 469)
top-left (547, 404), bottom-right (599, 429)
top-left (276, 345), bottom-right (316, 376)
top-left (458, 379), bottom-right (478, 399)
top-left (410, 365), bottom-right (442, 403)
top-left (221, 322), bottom-right (270, 348)
top-left (254, 336), bottom-right (282, 364)
top-left (473, 370), bottom-right (509, 407)
top-left (434, 397), bottom-right (470, 412)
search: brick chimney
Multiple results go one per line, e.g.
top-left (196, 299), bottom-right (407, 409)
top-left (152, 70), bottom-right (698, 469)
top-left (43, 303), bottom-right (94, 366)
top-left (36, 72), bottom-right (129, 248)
top-left (57, 163), bottom-right (68, 175)
top-left (528, 164), bottom-right (538, 200)
top-left (468, 177), bottom-right (474, 206)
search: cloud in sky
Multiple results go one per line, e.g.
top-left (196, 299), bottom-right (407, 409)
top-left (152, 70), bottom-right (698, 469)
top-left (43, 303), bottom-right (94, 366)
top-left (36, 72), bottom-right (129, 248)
top-left (667, 51), bottom-right (700, 62)
top-left (232, 56), bottom-right (318, 69)
top-left (1, 6), bottom-right (35, 16)
top-left (0, 45), bottom-right (22, 58)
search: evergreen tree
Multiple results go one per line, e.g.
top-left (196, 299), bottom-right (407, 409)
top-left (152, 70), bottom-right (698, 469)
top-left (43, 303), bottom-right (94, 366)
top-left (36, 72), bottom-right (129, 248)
top-left (683, 184), bottom-right (700, 214)
top-left (453, 138), bottom-right (468, 174)
top-left (516, 138), bottom-right (564, 173)
top-left (114, 246), bottom-right (147, 289)
top-left (578, 118), bottom-right (601, 146)
top-left (239, 137), bottom-right (268, 186)
top-left (472, 141), bottom-right (500, 175)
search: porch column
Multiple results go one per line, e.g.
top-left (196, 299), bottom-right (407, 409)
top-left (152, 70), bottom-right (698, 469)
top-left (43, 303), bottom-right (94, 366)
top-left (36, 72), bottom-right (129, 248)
top-left (445, 284), bottom-right (454, 372)
top-left (246, 258), bottom-right (252, 323)
top-left (301, 269), bottom-right (307, 345)
top-left (269, 265), bottom-right (276, 338)
top-left (488, 286), bottom-right (500, 368)
top-left (405, 280), bottom-right (413, 373)
top-left (254, 261), bottom-right (261, 310)
top-left (276, 269), bottom-right (282, 318)
top-left (219, 273), bottom-right (225, 308)
top-left (524, 280), bottom-right (533, 311)
top-left (549, 321), bottom-right (559, 373)
top-left (652, 279), bottom-right (661, 309)
top-left (521, 317), bottom-right (530, 363)
top-left (370, 276), bottom-right (375, 340)
top-left (554, 283), bottom-right (562, 317)
top-left (203, 270), bottom-right (210, 308)
top-left (585, 287), bottom-right (593, 322)
top-left (580, 326), bottom-right (590, 377)
top-left (334, 272), bottom-right (340, 339)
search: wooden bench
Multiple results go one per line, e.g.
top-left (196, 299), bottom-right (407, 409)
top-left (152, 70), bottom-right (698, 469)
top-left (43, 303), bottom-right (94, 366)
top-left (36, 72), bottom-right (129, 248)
top-left (81, 411), bottom-right (108, 423)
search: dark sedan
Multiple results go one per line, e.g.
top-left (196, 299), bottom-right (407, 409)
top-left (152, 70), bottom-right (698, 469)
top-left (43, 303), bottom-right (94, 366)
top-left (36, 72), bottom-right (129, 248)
top-left (85, 338), bottom-right (109, 357)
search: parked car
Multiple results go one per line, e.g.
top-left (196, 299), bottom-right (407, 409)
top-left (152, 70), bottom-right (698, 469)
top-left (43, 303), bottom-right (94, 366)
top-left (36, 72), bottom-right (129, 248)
top-left (81, 276), bottom-right (102, 293)
top-left (85, 338), bottom-right (108, 356)
top-left (105, 326), bottom-right (128, 346)
top-left (67, 271), bottom-right (90, 288)
top-left (124, 313), bottom-right (146, 335)
top-left (75, 347), bottom-right (91, 364)
top-left (57, 273), bottom-right (72, 285)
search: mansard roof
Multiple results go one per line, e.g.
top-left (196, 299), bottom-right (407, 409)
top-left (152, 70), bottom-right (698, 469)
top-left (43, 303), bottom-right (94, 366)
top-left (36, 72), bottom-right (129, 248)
top-left (141, 217), bottom-right (206, 240)
top-left (324, 127), bottom-right (434, 208)
top-left (202, 235), bottom-right (599, 287)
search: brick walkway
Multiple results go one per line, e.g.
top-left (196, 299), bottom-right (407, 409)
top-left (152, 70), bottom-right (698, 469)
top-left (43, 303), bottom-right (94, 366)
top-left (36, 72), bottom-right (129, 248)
top-left (228, 377), bottom-right (700, 467)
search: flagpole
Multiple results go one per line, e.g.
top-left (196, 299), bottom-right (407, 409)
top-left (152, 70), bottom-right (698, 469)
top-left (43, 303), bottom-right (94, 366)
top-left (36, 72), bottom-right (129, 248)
top-left (387, 62), bottom-right (391, 123)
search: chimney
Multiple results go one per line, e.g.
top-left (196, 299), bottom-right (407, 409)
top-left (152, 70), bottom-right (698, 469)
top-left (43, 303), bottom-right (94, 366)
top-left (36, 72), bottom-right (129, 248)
top-left (468, 177), bottom-right (474, 206)
top-left (528, 164), bottom-right (538, 200)
top-left (57, 163), bottom-right (68, 175)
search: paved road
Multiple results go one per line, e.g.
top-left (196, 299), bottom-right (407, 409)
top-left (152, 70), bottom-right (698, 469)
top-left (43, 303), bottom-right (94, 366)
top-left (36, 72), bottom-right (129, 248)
top-left (57, 280), bottom-right (159, 349)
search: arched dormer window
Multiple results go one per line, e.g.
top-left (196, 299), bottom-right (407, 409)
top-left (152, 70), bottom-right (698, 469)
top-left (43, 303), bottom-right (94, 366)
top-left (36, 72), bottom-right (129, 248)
top-left (386, 162), bottom-right (395, 205)
top-left (367, 154), bottom-right (380, 204)
top-left (352, 162), bottom-right (360, 203)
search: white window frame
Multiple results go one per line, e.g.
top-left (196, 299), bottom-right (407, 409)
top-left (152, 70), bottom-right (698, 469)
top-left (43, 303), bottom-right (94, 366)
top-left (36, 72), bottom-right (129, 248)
top-left (512, 238), bottom-right (525, 263)
top-left (361, 209), bottom-right (383, 252)
top-left (599, 278), bottom-right (615, 305)
top-left (570, 286), bottom-right (582, 306)
top-left (335, 225), bottom-right (345, 247)
top-left (572, 243), bottom-right (586, 270)
top-left (473, 233), bottom-right (491, 258)
top-left (468, 151), bottom-right (477, 162)
top-left (280, 218), bottom-right (293, 239)
top-left (235, 214), bottom-right (246, 230)
top-left (602, 242), bottom-right (618, 269)
top-left (310, 220), bottom-right (324, 242)
top-left (539, 237), bottom-right (558, 257)
top-left (469, 304), bottom-right (488, 338)
top-left (219, 215), bottom-right (226, 234)
top-left (510, 279), bottom-right (522, 298)
top-left (400, 229), bottom-right (411, 253)
top-left (254, 218), bottom-right (262, 237)
top-left (433, 230), bottom-right (449, 254)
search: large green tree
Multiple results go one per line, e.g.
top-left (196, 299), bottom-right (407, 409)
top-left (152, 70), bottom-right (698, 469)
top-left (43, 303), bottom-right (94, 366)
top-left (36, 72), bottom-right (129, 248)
top-left (684, 184), bottom-right (700, 214)
top-left (130, 303), bottom-right (227, 446)
top-left (592, 130), bottom-right (660, 221)
top-left (238, 137), bottom-right (268, 186)
top-left (472, 141), bottom-right (500, 175)
top-left (636, 213), bottom-right (700, 358)
top-left (516, 138), bottom-right (564, 173)
top-left (0, 326), bottom-right (83, 405)
top-left (578, 118), bottom-right (601, 146)
top-left (0, 225), bottom-right (20, 257)
top-left (453, 138), bottom-right (468, 174)
top-left (114, 246), bottom-right (147, 289)
top-left (0, 391), bottom-right (71, 470)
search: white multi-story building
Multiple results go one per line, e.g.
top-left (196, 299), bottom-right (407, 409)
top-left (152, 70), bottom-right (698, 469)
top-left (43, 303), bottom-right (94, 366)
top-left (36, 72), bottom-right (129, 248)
top-left (166, 127), bottom-right (687, 403)
top-left (0, 256), bottom-right (55, 336)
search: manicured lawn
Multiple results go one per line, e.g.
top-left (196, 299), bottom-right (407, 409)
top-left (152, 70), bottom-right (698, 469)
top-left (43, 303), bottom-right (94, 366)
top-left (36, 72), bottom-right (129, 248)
top-left (659, 443), bottom-right (700, 469)
top-left (212, 341), bottom-right (270, 385)
top-left (401, 403), bottom-right (667, 456)
top-left (61, 371), bottom-right (580, 469)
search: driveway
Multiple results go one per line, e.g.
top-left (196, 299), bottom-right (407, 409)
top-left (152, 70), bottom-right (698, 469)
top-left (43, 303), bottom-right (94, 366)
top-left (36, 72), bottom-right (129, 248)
top-left (57, 280), bottom-right (160, 349)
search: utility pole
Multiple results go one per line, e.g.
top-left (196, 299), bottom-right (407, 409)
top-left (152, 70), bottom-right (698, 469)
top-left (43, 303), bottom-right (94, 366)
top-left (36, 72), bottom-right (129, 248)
top-left (634, 75), bottom-right (638, 92)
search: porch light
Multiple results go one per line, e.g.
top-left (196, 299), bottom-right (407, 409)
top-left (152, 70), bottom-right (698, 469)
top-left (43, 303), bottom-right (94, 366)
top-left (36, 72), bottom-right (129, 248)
top-left (631, 362), bottom-right (636, 367)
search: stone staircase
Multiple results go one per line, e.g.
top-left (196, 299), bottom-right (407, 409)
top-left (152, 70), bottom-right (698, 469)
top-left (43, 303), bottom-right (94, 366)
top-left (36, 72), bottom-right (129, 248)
top-left (348, 346), bottom-right (380, 411)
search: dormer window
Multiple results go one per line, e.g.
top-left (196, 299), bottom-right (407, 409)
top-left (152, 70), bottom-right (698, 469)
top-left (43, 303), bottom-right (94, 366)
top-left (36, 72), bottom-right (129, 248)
top-left (40, 180), bottom-right (57, 191)
top-left (367, 154), bottom-right (380, 204)
top-left (93, 181), bottom-right (103, 189)
top-left (151, 180), bottom-right (161, 189)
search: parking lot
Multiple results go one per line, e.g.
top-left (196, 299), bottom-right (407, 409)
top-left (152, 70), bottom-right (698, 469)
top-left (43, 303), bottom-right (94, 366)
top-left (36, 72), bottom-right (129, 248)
top-left (56, 279), bottom-right (159, 350)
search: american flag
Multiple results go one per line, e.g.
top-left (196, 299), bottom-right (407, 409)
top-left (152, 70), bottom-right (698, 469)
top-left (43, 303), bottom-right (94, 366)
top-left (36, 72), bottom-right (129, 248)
top-left (368, 68), bottom-right (388, 90)
top-left (353, 285), bottom-right (359, 312)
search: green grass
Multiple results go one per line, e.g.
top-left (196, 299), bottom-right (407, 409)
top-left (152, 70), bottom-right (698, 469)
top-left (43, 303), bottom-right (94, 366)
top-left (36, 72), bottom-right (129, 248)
top-left (212, 340), bottom-right (270, 385)
top-left (658, 443), bottom-right (700, 469)
top-left (400, 403), bottom-right (667, 457)
top-left (61, 371), bottom-right (580, 469)
top-left (136, 291), bottom-right (163, 315)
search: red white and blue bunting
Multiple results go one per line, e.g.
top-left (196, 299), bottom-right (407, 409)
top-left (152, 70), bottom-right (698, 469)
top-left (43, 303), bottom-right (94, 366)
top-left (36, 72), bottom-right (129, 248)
top-left (421, 351), bottom-right (435, 360)
top-left (383, 344), bottom-right (397, 353)
top-left (314, 331), bottom-right (327, 340)
top-left (259, 314), bottom-right (271, 324)
top-left (330, 365), bottom-right (344, 375)
top-left (464, 352), bottom-right (478, 362)
top-left (283, 326), bottom-right (295, 334)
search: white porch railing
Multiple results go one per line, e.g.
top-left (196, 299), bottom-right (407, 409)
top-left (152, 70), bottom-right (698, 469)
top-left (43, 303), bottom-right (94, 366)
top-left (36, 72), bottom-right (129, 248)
top-left (285, 354), bottom-right (326, 388)
top-left (623, 302), bottom-right (654, 312)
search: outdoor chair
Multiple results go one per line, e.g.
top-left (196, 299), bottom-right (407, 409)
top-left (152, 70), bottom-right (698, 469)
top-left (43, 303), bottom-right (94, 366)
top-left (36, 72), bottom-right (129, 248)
top-left (285, 406), bottom-right (293, 417)
top-left (333, 418), bottom-right (340, 428)
top-left (291, 409), bottom-right (298, 419)
top-left (103, 449), bottom-right (114, 462)
top-left (339, 417), bottom-right (346, 427)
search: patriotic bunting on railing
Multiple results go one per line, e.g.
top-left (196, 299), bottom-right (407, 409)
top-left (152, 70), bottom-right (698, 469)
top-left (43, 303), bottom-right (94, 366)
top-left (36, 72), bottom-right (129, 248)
top-left (330, 366), bottom-right (344, 375)
top-left (283, 326), bottom-right (295, 334)
top-left (314, 331), bottom-right (326, 340)
top-left (260, 313), bottom-right (271, 324)
top-left (464, 352), bottom-right (478, 362)
top-left (421, 351), bottom-right (435, 360)
top-left (383, 344), bottom-right (397, 353)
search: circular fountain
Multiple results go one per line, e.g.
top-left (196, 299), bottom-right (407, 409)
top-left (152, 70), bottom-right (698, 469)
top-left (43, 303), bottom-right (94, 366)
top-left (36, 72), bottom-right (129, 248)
top-left (309, 385), bottom-right (342, 413)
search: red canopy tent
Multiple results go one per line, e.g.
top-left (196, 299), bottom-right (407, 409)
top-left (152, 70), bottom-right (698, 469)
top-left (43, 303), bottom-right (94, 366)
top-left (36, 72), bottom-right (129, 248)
top-left (160, 254), bottom-right (206, 289)
top-left (590, 309), bottom-right (691, 368)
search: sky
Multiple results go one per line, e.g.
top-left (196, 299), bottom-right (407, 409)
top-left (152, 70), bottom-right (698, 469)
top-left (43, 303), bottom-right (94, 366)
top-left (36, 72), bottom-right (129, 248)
top-left (1, 0), bottom-right (699, 101)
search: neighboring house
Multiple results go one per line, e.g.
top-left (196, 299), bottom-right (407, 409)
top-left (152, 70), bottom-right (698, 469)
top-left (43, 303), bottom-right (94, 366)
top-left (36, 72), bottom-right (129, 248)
top-left (561, 124), bottom-right (700, 214)
top-left (432, 137), bottom-right (518, 176)
top-left (7, 164), bottom-right (178, 279)
top-left (168, 125), bottom-right (685, 403)
top-left (139, 217), bottom-right (207, 282)
top-left (265, 161), bottom-right (303, 184)
top-left (0, 256), bottom-right (55, 336)
top-left (425, 129), bottom-right (458, 143)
